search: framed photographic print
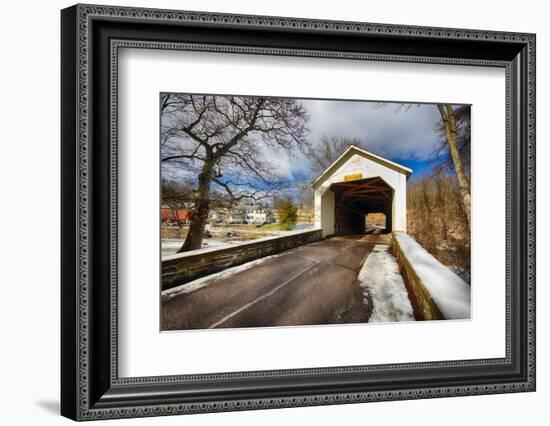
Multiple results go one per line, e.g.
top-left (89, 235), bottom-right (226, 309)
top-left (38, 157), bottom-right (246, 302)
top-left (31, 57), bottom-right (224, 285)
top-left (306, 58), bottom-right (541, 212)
top-left (61, 4), bottom-right (536, 421)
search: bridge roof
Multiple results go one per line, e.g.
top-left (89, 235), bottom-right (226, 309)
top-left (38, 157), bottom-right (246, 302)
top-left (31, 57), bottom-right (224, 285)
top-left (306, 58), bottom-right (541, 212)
top-left (311, 145), bottom-right (413, 188)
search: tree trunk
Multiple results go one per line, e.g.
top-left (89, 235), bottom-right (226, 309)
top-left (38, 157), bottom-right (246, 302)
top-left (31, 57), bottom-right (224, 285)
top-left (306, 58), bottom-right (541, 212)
top-left (437, 104), bottom-right (471, 228)
top-left (178, 160), bottom-right (214, 252)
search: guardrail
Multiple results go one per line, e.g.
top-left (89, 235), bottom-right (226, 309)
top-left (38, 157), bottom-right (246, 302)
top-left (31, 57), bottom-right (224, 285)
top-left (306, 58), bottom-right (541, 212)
top-left (391, 231), bottom-right (471, 320)
top-left (162, 229), bottom-right (323, 290)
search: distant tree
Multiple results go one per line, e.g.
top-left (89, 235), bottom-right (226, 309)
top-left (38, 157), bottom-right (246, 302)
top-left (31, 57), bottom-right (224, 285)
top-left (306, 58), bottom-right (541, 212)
top-left (162, 179), bottom-right (194, 209)
top-left (161, 179), bottom-right (194, 226)
top-left (161, 94), bottom-right (309, 252)
top-left (407, 168), bottom-right (470, 283)
top-left (296, 182), bottom-right (314, 214)
top-left (275, 197), bottom-right (298, 230)
top-left (309, 135), bottom-right (362, 175)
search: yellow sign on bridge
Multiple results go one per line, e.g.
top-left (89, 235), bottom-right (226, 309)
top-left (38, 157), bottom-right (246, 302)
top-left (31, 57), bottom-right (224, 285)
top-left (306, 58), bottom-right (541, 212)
top-left (344, 173), bottom-right (363, 182)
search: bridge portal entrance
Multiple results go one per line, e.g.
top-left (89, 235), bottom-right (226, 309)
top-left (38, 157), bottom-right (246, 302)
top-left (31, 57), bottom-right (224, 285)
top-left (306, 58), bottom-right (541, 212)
top-left (312, 145), bottom-right (412, 238)
top-left (331, 177), bottom-right (393, 235)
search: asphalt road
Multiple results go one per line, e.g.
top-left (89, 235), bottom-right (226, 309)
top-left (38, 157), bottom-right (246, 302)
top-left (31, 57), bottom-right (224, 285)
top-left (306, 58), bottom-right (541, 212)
top-left (162, 234), bottom-right (388, 331)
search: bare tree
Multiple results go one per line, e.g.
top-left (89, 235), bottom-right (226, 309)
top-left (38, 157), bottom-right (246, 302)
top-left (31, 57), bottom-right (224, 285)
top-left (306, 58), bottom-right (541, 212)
top-left (309, 135), bottom-right (362, 174)
top-left (161, 94), bottom-right (309, 252)
top-left (296, 182), bottom-right (314, 211)
top-left (433, 106), bottom-right (471, 174)
top-left (436, 104), bottom-right (471, 227)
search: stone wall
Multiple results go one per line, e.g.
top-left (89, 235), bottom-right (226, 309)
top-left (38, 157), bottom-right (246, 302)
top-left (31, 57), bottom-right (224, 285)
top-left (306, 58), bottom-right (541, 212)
top-left (162, 229), bottom-right (323, 290)
top-left (393, 244), bottom-right (444, 320)
top-left (391, 231), bottom-right (470, 320)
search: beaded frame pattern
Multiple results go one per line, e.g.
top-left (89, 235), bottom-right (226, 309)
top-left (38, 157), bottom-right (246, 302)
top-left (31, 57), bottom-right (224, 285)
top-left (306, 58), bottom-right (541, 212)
top-left (73, 4), bottom-right (535, 420)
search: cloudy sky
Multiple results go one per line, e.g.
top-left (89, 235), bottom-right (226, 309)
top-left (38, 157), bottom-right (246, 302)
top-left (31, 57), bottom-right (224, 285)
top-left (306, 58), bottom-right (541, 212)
top-left (161, 95), bottom-right (464, 190)
top-left (276, 98), bottom-right (446, 182)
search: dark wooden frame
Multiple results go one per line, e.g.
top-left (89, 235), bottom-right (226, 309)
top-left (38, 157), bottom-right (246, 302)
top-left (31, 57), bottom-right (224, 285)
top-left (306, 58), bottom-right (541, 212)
top-left (61, 4), bottom-right (536, 421)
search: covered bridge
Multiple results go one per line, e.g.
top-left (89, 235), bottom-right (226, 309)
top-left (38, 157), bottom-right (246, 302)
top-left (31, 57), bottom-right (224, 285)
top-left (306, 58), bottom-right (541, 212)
top-left (312, 145), bottom-right (412, 238)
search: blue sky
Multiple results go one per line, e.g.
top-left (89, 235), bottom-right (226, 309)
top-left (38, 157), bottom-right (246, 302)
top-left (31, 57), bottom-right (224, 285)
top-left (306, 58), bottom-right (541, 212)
top-left (394, 157), bottom-right (434, 179)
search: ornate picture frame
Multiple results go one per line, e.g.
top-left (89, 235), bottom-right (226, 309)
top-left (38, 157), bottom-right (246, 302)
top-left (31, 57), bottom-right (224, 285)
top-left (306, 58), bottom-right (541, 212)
top-left (61, 4), bottom-right (535, 420)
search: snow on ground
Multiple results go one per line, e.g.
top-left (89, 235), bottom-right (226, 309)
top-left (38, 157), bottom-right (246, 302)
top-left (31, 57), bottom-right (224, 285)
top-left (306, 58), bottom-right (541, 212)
top-left (359, 244), bottom-right (415, 323)
top-left (161, 237), bottom-right (247, 257)
top-left (162, 251), bottom-right (286, 301)
top-left (393, 232), bottom-right (470, 320)
top-left (162, 223), bottom-right (317, 260)
top-left (292, 223), bottom-right (314, 232)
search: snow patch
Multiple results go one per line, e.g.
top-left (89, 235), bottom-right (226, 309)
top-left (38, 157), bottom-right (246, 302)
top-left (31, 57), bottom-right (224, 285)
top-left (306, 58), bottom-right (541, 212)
top-left (359, 245), bottom-right (415, 323)
top-left (393, 232), bottom-right (470, 320)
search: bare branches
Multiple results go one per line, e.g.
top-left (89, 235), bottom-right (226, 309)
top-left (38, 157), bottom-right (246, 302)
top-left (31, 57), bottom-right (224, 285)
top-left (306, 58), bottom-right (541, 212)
top-left (432, 105), bottom-right (471, 171)
top-left (308, 135), bottom-right (362, 174)
top-left (160, 93), bottom-right (193, 113)
top-left (161, 179), bottom-right (194, 210)
top-left (161, 94), bottom-right (309, 187)
top-left (212, 177), bottom-right (274, 205)
top-left (161, 143), bottom-right (203, 163)
top-left (161, 94), bottom-right (310, 251)
top-left (407, 171), bottom-right (471, 283)
top-left (435, 104), bottom-right (471, 227)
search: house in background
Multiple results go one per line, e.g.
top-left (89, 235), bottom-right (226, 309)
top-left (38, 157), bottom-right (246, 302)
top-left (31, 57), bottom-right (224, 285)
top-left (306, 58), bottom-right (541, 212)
top-left (208, 203), bottom-right (275, 225)
top-left (243, 204), bottom-right (275, 224)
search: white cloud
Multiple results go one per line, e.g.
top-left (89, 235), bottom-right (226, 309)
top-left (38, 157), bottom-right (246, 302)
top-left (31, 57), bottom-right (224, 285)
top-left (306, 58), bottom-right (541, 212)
top-left (301, 99), bottom-right (442, 160)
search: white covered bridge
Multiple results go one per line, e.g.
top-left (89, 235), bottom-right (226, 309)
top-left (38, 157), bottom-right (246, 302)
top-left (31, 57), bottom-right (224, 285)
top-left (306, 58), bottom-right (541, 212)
top-left (313, 145), bottom-right (411, 237)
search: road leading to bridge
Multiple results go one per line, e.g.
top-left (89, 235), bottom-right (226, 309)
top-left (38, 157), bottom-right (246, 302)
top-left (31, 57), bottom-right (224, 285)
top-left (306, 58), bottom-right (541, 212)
top-left (162, 235), bottom-right (389, 331)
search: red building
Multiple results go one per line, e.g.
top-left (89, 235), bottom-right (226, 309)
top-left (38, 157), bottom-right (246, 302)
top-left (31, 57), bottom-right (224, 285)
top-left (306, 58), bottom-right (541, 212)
top-left (161, 207), bottom-right (193, 225)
